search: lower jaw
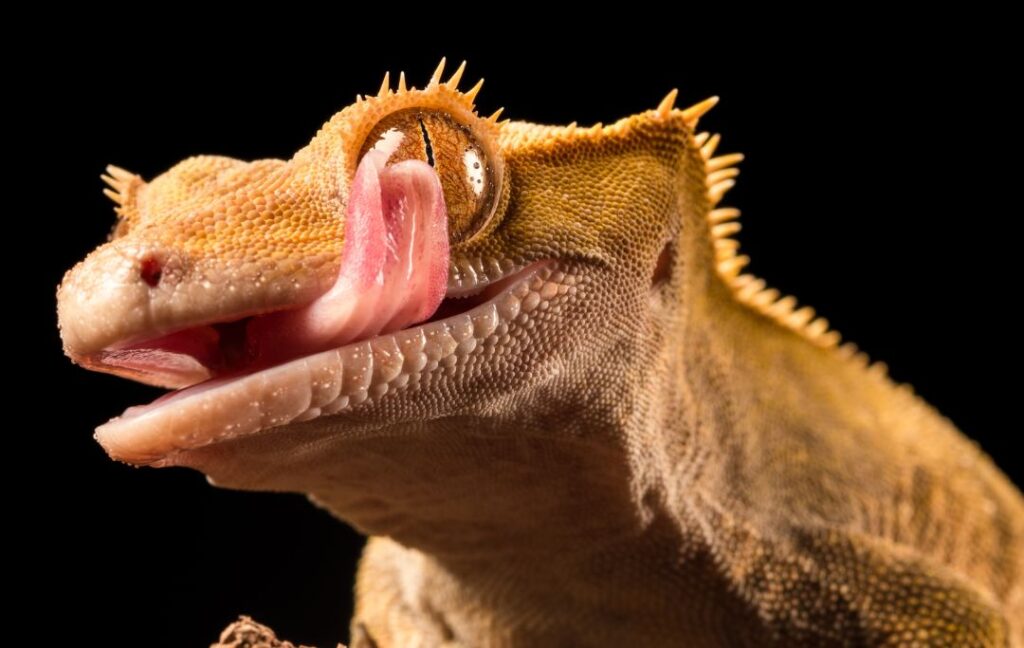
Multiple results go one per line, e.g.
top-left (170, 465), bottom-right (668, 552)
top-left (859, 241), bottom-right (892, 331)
top-left (96, 261), bottom-right (567, 466)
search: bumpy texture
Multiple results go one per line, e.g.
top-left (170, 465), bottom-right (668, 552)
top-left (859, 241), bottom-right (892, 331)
top-left (58, 62), bottom-right (1023, 646)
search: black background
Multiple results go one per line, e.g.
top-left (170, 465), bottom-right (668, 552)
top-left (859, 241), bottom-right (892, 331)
top-left (21, 22), bottom-right (1019, 648)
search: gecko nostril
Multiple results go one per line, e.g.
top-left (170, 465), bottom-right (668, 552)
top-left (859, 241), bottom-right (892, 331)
top-left (139, 256), bottom-right (163, 287)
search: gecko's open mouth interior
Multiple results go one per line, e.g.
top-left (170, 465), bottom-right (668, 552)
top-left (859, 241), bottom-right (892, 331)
top-left (95, 271), bottom-right (518, 389)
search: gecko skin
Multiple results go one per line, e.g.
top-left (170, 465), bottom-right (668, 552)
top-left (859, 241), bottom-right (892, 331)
top-left (58, 61), bottom-right (1023, 647)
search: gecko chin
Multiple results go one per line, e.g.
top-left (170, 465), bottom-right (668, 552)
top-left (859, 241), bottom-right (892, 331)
top-left (94, 260), bottom-right (558, 466)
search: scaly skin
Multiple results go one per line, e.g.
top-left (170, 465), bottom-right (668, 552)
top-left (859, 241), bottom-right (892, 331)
top-left (58, 61), bottom-right (1023, 646)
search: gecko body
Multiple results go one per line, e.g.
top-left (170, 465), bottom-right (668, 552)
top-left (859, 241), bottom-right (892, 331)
top-left (58, 62), bottom-right (1024, 647)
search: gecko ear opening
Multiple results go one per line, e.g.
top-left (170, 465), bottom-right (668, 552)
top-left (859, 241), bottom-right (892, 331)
top-left (651, 240), bottom-right (674, 288)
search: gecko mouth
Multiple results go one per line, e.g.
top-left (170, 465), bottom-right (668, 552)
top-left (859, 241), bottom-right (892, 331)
top-left (95, 261), bottom-right (550, 465)
top-left (86, 149), bottom-right (557, 464)
top-left (94, 272), bottom-right (520, 388)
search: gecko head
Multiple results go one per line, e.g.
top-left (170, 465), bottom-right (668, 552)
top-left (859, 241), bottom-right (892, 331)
top-left (58, 60), bottom-right (714, 477)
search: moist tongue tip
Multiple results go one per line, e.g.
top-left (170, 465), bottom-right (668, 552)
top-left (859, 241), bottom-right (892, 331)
top-left (243, 152), bottom-right (450, 367)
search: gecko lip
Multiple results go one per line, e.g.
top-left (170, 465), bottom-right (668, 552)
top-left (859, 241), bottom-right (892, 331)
top-left (90, 283), bottom-right (499, 388)
top-left (95, 261), bottom-right (553, 465)
top-left (90, 266), bottom-right (521, 389)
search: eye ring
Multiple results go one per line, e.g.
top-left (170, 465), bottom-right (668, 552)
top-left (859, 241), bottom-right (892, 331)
top-left (358, 108), bottom-right (503, 244)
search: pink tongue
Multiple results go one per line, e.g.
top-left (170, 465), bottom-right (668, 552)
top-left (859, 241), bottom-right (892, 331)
top-left (246, 152), bottom-right (449, 365)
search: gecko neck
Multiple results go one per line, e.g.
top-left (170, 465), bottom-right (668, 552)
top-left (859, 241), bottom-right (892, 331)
top-left (346, 252), bottom-right (785, 644)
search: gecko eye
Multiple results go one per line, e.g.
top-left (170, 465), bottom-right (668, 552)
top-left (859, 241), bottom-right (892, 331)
top-left (359, 109), bottom-right (500, 243)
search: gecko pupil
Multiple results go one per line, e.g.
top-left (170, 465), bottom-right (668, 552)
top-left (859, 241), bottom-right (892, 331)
top-left (418, 117), bottom-right (435, 167)
top-left (360, 108), bottom-right (498, 243)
